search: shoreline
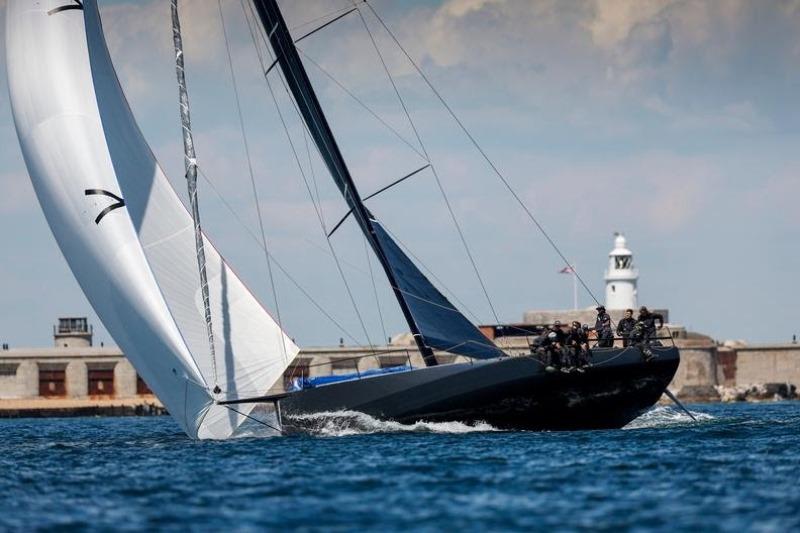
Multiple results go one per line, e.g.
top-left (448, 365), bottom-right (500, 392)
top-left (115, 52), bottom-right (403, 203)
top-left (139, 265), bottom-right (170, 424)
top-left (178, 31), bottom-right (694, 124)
top-left (0, 397), bottom-right (166, 418)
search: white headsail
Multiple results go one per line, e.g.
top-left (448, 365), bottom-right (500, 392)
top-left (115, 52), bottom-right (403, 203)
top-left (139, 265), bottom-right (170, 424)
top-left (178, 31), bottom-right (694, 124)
top-left (5, 0), bottom-right (298, 439)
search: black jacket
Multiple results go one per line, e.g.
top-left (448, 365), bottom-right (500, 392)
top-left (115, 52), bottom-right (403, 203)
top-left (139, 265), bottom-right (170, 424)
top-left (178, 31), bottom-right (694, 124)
top-left (595, 312), bottom-right (612, 333)
top-left (566, 328), bottom-right (587, 346)
top-left (617, 317), bottom-right (636, 336)
top-left (637, 312), bottom-right (664, 335)
top-left (551, 328), bottom-right (566, 345)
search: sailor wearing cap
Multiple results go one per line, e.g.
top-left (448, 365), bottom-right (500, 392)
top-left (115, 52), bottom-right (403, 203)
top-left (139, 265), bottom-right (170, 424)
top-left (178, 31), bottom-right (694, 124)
top-left (595, 305), bottom-right (614, 348)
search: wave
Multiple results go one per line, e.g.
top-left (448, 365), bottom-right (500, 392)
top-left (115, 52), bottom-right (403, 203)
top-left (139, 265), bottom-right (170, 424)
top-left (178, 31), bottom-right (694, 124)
top-left (285, 410), bottom-right (499, 437)
top-left (623, 405), bottom-right (714, 430)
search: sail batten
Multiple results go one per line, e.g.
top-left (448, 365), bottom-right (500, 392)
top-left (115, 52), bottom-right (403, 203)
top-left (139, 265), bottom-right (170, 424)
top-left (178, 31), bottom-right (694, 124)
top-left (251, 0), bottom-right (503, 361)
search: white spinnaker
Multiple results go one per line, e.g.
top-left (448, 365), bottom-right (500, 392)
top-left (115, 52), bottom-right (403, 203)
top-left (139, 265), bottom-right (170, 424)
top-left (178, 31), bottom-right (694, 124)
top-left (81, 0), bottom-right (299, 435)
top-left (6, 0), bottom-right (298, 439)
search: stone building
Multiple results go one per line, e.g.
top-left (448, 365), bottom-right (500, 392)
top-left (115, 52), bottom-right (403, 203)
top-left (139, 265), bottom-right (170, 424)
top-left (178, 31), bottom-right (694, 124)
top-left (0, 318), bottom-right (465, 408)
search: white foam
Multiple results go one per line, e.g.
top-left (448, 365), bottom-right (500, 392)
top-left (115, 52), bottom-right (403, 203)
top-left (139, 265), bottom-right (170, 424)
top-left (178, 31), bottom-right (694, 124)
top-left (286, 410), bottom-right (499, 437)
top-left (623, 405), bottom-right (714, 430)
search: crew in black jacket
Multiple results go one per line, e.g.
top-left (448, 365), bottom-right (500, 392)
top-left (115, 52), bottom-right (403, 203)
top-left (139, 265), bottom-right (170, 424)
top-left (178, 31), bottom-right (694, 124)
top-left (565, 320), bottom-right (590, 370)
top-left (633, 306), bottom-right (664, 360)
top-left (616, 309), bottom-right (636, 347)
top-left (595, 306), bottom-right (614, 347)
top-left (541, 322), bottom-right (566, 371)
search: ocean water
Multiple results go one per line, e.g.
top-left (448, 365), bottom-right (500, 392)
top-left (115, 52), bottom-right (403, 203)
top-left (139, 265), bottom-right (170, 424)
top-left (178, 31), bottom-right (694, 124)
top-left (2, 402), bottom-right (799, 532)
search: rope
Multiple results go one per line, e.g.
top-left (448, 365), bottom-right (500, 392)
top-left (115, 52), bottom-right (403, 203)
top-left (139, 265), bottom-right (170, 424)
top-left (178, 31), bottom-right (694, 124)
top-left (290, 4), bottom-right (358, 33)
top-left (364, 237), bottom-right (389, 343)
top-left (353, 4), bottom-right (501, 325)
top-left (362, 1), bottom-right (603, 307)
top-left (297, 50), bottom-right (427, 161)
top-left (302, 126), bottom-right (325, 228)
top-left (216, 0), bottom-right (288, 365)
top-left (195, 166), bottom-right (363, 347)
top-left (240, 0), bottom-right (376, 350)
top-left (379, 224), bottom-right (482, 324)
top-left (224, 405), bottom-right (282, 434)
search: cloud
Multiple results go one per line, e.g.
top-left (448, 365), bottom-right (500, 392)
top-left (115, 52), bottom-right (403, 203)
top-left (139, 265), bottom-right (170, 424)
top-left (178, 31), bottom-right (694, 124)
top-left (515, 151), bottom-right (720, 237)
top-left (644, 97), bottom-right (771, 133)
top-left (99, 0), bottom-right (228, 99)
top-left (587, 0), bottom-right (674, 49)
top-left (615, 18), bottom-right (672, 70)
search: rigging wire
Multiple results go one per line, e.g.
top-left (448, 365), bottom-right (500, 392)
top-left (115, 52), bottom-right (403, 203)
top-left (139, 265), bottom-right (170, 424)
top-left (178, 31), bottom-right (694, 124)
top-left (195, 165), bottom-right (363, 347)
top-left (302, 126), bottom-right (325, 228)
top-left (297, 50), bottom-right (427, 162)
top-left (240, 0), bottom-right (376, 351)
top-left (224, 405), bottom-right (282, 434)
top-left (289, 3), bottom-right (357, 33)
top-left (352, 4), bottom-right (502, 325)
top-left (216, 0), bottom-right (288, 365)
top-left (364, 236), bottom-right (389, 343)
top-left (238, 1), bottom-right (537, 352)
top-left (249, 0), bottom-right (501, 338)
top-left (379, 224), bottom-right (483, 324)
top-left (385, 218), bottom-right (561, 339)
top-left (362, 0), bottom-right (603, 307)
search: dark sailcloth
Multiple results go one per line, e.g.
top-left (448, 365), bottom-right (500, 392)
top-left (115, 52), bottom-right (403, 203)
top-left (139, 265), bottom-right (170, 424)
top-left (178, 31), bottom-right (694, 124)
top-left (251, 0), bottom-right (504, 362)
top-left (371, 220), bottom-right (503, 359)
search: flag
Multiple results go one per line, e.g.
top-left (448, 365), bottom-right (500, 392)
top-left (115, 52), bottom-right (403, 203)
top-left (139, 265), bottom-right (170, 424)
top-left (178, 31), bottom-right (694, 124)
top-left (559, 266), bottom-right (575, 274)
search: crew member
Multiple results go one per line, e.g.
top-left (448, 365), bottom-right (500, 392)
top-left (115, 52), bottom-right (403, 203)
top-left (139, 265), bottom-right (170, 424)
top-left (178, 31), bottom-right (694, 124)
top-left (616, 309), bottom-right (636, 347)
top-left (551, 320), bottom-right (566, 345)
top-left (566, 320), bottom-right (590, 370)
top-left (635, 306), bottom-right (664, 360)
top-left (542, 322), bottom-right (565, 371)
top-left (594, 306), bottom-right (614, 347)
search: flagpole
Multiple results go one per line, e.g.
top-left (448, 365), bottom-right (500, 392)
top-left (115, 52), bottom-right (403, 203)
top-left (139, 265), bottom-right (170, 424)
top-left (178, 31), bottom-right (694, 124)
top-left (572, 263), bottom-right (578, 310)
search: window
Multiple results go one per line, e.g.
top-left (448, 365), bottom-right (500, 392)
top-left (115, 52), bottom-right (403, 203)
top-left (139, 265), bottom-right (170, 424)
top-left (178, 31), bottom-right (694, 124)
top-left (58, 317), bottom-right (88, 334)
top-left (88, 363), bottom-right (116, 396)
top-left (0, 363), bottom-right (18, 377)
top-left (379, 356), bottom-right (409, 369)
top-left (39, 364), bottom-right (67, 397)
top-left (614, 255), bottom-right (632, 269)
top-left (331, 358), bottom-right (357, 375)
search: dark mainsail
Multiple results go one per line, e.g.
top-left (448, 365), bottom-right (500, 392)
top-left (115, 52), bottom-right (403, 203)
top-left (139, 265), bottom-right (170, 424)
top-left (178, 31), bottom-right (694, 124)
top-left (251, 0), bottom-right (504, 363)
top-left (371, 221), bottom-right (504, 359)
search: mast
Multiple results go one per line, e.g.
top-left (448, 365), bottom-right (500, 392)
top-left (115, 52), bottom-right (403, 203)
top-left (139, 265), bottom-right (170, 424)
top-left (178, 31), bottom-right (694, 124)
top-left (250, 0), bottom-right (438, 365)
top-left (171, 0), bottom-right (220, 390)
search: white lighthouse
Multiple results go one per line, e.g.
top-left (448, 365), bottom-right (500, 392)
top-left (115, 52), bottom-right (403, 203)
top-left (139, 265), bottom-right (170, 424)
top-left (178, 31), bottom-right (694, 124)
top-left (605, 233), bottom-right (638, 310)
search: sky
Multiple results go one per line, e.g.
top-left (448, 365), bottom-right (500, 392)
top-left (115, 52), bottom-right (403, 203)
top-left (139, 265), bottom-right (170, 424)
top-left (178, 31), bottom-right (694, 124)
top-left (0, 0), bottom-right (798, 349)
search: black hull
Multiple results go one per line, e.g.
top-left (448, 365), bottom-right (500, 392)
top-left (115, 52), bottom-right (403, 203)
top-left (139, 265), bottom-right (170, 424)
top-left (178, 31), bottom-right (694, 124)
top-left (280, 346), bottom-right (680, 432)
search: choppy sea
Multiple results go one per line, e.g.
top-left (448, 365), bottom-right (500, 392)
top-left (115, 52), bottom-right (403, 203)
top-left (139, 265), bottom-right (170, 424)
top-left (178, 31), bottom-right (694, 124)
top-left (2, 401), bottom-right (799, 532)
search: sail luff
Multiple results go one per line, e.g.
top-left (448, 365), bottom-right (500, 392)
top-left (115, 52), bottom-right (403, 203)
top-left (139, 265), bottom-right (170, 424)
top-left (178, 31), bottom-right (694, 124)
top-left (170, 0), bottom-right (219, 391)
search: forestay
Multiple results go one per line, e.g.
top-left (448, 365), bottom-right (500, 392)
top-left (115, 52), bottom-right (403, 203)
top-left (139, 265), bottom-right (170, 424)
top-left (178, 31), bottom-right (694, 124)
top-left (6, 0), bottom-right (298, 439)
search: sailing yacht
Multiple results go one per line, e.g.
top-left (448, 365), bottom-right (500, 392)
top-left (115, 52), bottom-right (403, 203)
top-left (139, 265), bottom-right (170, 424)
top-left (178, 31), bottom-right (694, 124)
top-left (5, 0), bottom-right (680, 439)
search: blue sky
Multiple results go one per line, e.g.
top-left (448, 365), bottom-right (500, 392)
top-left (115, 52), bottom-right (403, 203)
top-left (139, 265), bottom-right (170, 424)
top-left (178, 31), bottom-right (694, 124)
top-left (1, 0), bottom-right (798, 348)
